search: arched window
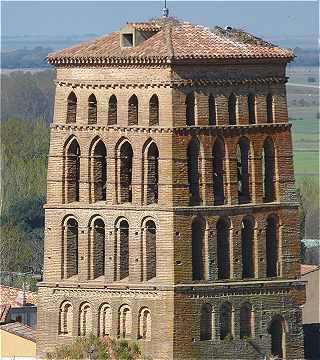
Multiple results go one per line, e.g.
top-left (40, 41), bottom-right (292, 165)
top-left (138, 308), bottom-right (151, 341)
top-left (268, 316), bottom-right (286, 358)
top-left (220, 302), bottom-right (233, 340)
top-left (266, 93), bottom-right (274, 123)
top-left (128, 95), bottom-right (138, 125)
top-left (186, 92), bottom-right (195, 126)
top-left (240, 303), bottom-right (253, 339)
top-left (149, 94), bottom-right (159, 126)
top-left (208, 94), bottom-right (216, 125)
top-left (216, 218), bottom-right (230, 280)
top-left (237, 138), bottom-right (250, 204)
top-left (241, 217), bottom-right (255, 279)
top-left (187, 138), bottom-right (201, 205)
top-left (119, 305), bottom-right (132, 338)
top-left (91, 139), bottom-right (107, 202)
top-left (65, 138), bottom-right (80, 203)
top-left (212, 138), bottom-right (225, 205)
top-left (59, 301), bottom-right (73, 335)
top-left (66, 92), bottom-right (77, 123)
top-left (146, 142), bottom-right (159, 205)
top-left (192, 217), bottom-right (206, 281)
top-left (99, 304), bottom-right (112, 336)
top-left (228, 93), bottom-right (237, 125)
top-left (248, 93), bottom-right (256, 124)
top-left (262, 138), bottom-right (276, 202)
top-left (63, 218), bottom-right (78, 279)
top-left (108, 95), bottom-right (117, 125)
top-left (88, 94), bottom-right (97, 124)
top-left (119, 141), bottom-right (133, 204)
top-left (90, 218), bottom-right (105, 279)
top-left (117, 219), bottom-right (129, 280)
top-left (79, 303), bottom-right (92, 336)
top-left (145, 220), bottom-right (156, 281)
top-left (266, 215), bottom-right (279, 278)
top-left (200, 304), bottom-right (213, 341)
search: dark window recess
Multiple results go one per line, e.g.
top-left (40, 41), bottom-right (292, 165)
top-left (122, 33), bottom-right (134, 47)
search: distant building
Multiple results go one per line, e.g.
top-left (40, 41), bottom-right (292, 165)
top-left (38, 14), bottom-right (305, 360)
top-left (0, 322), bottom-right (36, 360)
top-left (0, 285), bottom-right (37, 329)
top-left (301, 265), bottom-right (320, 360)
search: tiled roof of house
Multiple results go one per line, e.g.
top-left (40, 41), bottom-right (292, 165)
top-left (48, 17), bottom-right (294, 65)
top-left (301, 264), bottom-right (319, 275)
top-left (0, 322), bottom-right (36, 342)
top-left (0, 285), bottom-right (37, 307)
top-left (0, 305), bottom-right (11, 324)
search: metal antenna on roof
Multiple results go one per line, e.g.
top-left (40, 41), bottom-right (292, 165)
top-left (162, 0), bottom-right (169, 17)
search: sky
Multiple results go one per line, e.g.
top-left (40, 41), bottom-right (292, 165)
top-left (2, 1), bottom-right (319, 38)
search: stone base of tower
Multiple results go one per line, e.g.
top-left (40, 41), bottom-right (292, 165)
top-left (172, 280), bottom-right (305, 360)
top-left (36, 283), bottom-right (174, 360)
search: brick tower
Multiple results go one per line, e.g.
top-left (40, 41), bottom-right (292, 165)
top-left (37, 16), bottom-right (305, 359)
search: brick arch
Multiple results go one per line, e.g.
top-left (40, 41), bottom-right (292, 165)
top-left (149, 94), bottom-right (159, 126)
top-left (108, 94), bottom-right (117, 125)
top-left (262, 136), bottom-right (276, 202)
top-left (187, 137), bottom-right (204, 206)
top-left (266, 93), bottom-right (274, 123)
top-left (240, 301), bottom-right (254, 339)
top-left (66, 91), bottom-right (77, 123)
top-left (114, 218), bottom-right (129, 280)
top-left (98, 303), bottom-right (112, 336)
top-left (192, 216), bottom-right (207, 281)
top-left (142, 139), bottom-right (159, 205)
top-left (138, 307), bottom-right (152, 340)
top-left (88, 93), bottom-right (97, 124)
top-left (228, 93), bottom-right (237, 125)
top-left (216, 217), bottom-right (231, 280)
top-left (208, 93), bottom-right (217, 125)
top-left (89, 136), bottom-right (107, 202)
top-left (141, 218), bottom-right (157, 281)
top-left (248, 92), bottom-right (256, 124)
top-left (128, 94), bottom-right (138, 125)
top-left (236, 136), bottom-right (251, 204)
top-left (212, 136), bottom-right (226, 205)
top-left (61, 216), bottom-right (79, 279)
top-left (58, 300), bottom-right (73, 335)
top-left (115, 139), bottom-right (133, 204)
top-left (200, 303), bottom-right (214, 341)
top-left (79, 302), bottom-right (92, 336)
top-left (88, 216), bottom-right (105, 280)
top-left (241, 215), bottom-right (256, 279)
top-left (266, 213), bottom-right (281, 278)
top-left (185, 91), bottom-right (195, 126)
top-left (118, 304), bottom-right (132, 338)
top-left (219, 301), bottom-right (234, 340)
top-left (268, 314), bottom-right (288, 359)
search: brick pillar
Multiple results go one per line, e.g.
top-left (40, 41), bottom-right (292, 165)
top-left (107, 153), bottom-right (117, 205)
top-left (228, 153), bottom-right (238, 205)
top-left (196, 93), bottom-right (209, 126)
top-left (252, 148), bottom-right (263, 204)
top-left (208, 225), bottom-right (218, 281)
top-left (132, 146), bottom-right (142, 206)
top-left (130, 228), bottom-right (141, 282)
top-left (216, 95), bottom-right (228, 126)
top-left (43, 226), bottom-right (63, 281)
top-left (80, 155), bottom-right (90, 202)
top-left (232, 219), bottom-right (241, 280)
top-left (257, 223), bottom-right (267, 279)
top-left (256, 94), bottom-right (267, 124)
top-left (238, 95), bottom-right (248, 125)
top-left (78, 226), bottom-right (89, 281)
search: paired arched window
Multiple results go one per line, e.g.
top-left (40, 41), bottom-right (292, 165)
top-left (89, 218), bottom-right (105, 279)
top-left (262, 138), bottom-right (276, 202)
top-left (59, 301), bottom-right (73, 335)
top-left (220, 302), bottom-right (233, 340)
top-left (108, 95), bottom-right (117, 125)
top-left (237, 138), bottom-right (250, 204)
top-left (66, 92), bottom-right (77, 123)
top-left (216, 218), bottom-right (230, 280)
top-left (79, 303), bottom-right (92, 336)
top-left (144, 220), bottom-right (157, 281)
top-left (146, 142), bottom-right (159, 205)
top-left (266, 93), bottom-right (274, 123)
top-left (208, 94), bottom-right (216, 125)
top-left (128, 95), bottom-right (138, 125)
top-left (65, 138), bottom-right (80, 203)
top-left (91, 139), bottom-right (107, 202)
top-left (63, 218), bottom-right (78, 279)
top-left (212, 138), bottom-right (225, 205)
top-left (192, 217), bottom-right (206, 281)
top-left (116, 219), bottom-right (129, 280)
top-left (248, 93), bottom-right (256, 124)
top-left (119, 305), bottom-right (132, 338)
top-left (241, 217), bottom-right (255, 279)
top-left (138, 308), bottom-right (151, 341)
top-left (186, 92), bottom-right (195, 126)
top-left (200, 304), bottom-right (213, 341)
top-left (99, 304), bottom-right (112, 336)
top-left (240, 302), bottom-right (253, 339)
top-left (149, 94), bottom-right (159, 126)
top-left (268, 315), bottom-right (286, 359)
top-left (88, 94), bottom-right (97, 124)
top-left (119, 141), bottom-right (133, 203)
top-left (187, 138), bottom-right (201, 205)
top-left (266, 215), bottom-right (279, 278)
top-left (228, 93), bottom-right (237, 125)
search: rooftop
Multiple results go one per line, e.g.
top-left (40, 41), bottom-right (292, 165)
top-left (0, 285), bottom-right (37, 307)
top-left (0, 322), bottom-right (36, 342)
top-left (301, 264), bottom-right (319, 276)
top-left (48, 17), bottom-right (294, 65)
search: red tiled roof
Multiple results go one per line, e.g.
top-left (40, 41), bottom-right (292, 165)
top-left (0, 305), bottom-right (11, 324)
top-left (301, 264), bottom-right (319, 275)
top-left (48, 17), bottom-right (294, 65)
top-left (0, 322), bottom-right (36, 342)
top-left (0, 285), bottom-right (37, 307)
